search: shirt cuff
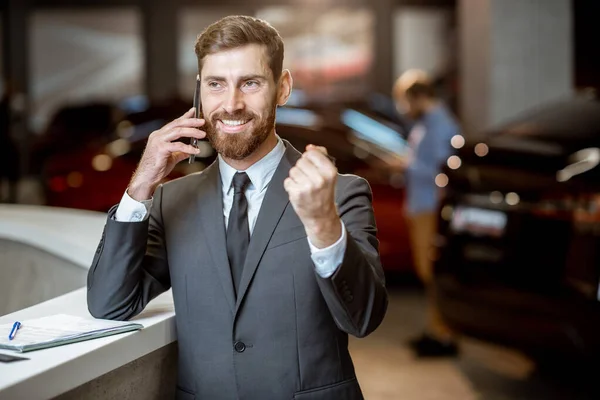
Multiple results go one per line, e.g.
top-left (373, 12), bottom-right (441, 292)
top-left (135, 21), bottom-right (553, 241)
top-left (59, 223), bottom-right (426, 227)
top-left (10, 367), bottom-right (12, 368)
top-left (114, 190), bottom-right (153, 222)
top-left (308, 221), bottom-right (347, 278)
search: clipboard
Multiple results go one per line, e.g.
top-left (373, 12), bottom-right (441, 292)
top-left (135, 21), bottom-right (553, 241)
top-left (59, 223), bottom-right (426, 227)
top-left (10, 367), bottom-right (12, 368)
top-left (0, 314), bottom-right (143, 353)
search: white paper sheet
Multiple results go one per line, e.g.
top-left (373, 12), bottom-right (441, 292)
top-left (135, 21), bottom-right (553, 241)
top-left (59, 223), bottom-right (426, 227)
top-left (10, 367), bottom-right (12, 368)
top-left (0, 314), bottom-right (141, 346)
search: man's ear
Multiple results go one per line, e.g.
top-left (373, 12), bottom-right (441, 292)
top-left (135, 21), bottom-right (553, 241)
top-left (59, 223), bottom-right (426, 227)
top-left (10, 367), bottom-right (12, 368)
top-left (276, 69), bottom-right (293, 106)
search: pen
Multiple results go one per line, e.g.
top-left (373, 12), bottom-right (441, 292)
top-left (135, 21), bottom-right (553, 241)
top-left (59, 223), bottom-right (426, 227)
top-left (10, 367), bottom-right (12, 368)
top-left (8, 321), bottom-right (21, 341)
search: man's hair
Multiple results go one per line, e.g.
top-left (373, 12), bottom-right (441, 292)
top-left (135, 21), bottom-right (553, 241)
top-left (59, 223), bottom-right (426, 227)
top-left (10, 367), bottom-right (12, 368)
top-left (195, 15), bottom-right (284, 82)
top-left (405, 81), bottom-right (437, 99)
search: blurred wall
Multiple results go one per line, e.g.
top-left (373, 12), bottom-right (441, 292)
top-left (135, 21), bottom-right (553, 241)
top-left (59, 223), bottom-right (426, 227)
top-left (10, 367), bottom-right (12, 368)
top-left (393, 6), bottom-right (453, 79)
top-left (459, 0), bottom-right (573, 136)
top-left (29, 8), bottom-right (143, 133)
top-left (144, 0), bottom-right (178, 103)
top-left (256, 6), bottom-right (375, 101)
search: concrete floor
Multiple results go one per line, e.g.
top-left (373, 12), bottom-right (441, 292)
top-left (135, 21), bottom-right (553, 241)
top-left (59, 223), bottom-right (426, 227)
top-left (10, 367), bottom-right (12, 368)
top-left (349, 287), bottom-right (597, 400)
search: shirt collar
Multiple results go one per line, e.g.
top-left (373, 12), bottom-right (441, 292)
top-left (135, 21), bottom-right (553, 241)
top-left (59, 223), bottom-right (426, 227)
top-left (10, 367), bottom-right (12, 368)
top-left (219, 135), bottom-right (286, 194)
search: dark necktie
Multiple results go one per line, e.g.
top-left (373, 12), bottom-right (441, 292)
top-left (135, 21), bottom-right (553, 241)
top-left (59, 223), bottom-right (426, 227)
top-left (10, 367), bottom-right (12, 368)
top-left (226, 172), bottom-right (251, 296)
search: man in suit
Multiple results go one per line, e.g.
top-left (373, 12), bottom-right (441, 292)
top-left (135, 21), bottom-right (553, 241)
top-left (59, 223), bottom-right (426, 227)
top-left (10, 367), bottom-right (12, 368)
top-left (88, 15), bottom-right (387, 399)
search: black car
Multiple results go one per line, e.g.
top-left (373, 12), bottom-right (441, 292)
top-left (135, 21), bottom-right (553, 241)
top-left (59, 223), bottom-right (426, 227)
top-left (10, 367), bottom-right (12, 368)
top-left (434, 95), bottom-right (600, 362)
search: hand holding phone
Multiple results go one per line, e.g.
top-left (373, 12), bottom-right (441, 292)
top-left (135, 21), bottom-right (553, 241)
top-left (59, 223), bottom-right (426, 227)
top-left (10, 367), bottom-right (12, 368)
top-left (189, 74), bottom-right (201, 164)
top-left (127, 106), bottom-right (205, 201)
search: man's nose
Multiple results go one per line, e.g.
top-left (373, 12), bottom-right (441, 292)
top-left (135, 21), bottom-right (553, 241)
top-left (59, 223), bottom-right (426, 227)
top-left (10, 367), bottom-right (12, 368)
top-left (223, 89), bottom-right (244, 114)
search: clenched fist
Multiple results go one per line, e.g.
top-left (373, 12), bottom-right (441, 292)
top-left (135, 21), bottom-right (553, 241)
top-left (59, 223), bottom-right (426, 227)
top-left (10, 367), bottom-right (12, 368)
top-left (128, 108), bottom-right (206, 201)
top-left (284, 145), bottom-right (342, 249)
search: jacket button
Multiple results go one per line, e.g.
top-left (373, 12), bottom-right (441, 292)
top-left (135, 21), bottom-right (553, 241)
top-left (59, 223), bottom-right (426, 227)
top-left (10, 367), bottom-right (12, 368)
top-left (234, 341), bottom-right (246, 353)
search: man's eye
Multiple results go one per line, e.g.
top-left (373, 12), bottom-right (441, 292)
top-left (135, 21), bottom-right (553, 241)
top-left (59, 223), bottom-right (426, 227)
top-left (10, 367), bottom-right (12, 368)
top-left (208, 82), bottom-right (221, 89)
top-left (245, 81), bottom-right (259, 88)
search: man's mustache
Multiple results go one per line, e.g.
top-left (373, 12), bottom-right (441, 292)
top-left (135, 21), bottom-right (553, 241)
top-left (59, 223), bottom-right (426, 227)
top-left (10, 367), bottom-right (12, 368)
top-left (210, 111), bottom-right (256, 124)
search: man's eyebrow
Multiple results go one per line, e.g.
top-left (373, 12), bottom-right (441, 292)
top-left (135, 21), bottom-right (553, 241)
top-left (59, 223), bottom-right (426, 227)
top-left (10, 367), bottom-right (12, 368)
top-left (203, 74), bottom-right (268, 83)
top-left (239, 74), bottom-right (268, 82)
top-left (203, 76), bottom-right (226, 83)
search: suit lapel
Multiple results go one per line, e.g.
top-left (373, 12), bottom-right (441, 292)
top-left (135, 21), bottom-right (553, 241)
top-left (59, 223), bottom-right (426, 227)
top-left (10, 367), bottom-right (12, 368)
top-left (197, 162), bottom-right (236, 314)
top-left (234, 141), bottom-right (302, 314)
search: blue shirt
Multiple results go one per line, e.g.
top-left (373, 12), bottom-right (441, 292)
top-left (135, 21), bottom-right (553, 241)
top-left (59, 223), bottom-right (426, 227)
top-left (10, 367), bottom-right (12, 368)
top-left (405, 104), bottom-right (459, 215)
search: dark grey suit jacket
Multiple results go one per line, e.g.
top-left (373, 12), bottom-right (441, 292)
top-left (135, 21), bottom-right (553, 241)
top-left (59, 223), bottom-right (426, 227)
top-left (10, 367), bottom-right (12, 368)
top-left (87, 141), bottom-right (388, 400)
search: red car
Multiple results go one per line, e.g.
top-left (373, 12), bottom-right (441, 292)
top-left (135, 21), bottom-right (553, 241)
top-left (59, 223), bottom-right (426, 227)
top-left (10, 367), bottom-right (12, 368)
top-left (39, 101), bottom-right (413, 273)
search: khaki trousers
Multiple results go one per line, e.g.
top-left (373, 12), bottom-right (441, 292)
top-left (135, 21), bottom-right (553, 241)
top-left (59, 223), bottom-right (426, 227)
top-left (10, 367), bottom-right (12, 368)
top-left (407, 211), bottom-right (453, 339)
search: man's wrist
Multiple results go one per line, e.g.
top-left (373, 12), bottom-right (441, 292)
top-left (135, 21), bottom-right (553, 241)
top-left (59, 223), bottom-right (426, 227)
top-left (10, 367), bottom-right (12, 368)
top-left (304, 214), bottom-right (343, 249)
top-left (127, 179), bottom-right (156, 202)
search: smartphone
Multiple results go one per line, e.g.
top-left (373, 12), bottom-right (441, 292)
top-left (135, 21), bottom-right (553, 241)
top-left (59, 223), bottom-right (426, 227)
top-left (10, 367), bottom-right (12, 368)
top-left (189, 74), bottom-right (202, 164)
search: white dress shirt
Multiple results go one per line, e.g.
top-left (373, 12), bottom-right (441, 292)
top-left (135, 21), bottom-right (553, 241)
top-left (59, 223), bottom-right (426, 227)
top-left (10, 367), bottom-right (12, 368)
top-left (115, 136), bottom-right (346, 278)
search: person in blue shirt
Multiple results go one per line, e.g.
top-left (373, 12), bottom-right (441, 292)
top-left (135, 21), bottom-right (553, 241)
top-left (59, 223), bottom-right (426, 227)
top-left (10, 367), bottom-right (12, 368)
top-left (393, 74), bottom-right (460, 357)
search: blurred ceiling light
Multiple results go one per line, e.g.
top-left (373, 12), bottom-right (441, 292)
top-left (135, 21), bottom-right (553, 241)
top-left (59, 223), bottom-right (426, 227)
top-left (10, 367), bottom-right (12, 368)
top-left (474, 143), bottom-right (489, 157)
top-left (556, 170), bottom-right (570, 183)
top-left (92, 154), bottom-right (112, 172)
top-left (435, 173), bottom-right (449, 188)
top-left (506, 192), bottom-right (520, 206)
top-left (67, 172), bottom-right (83, 188)
top-left (556, 147), bottom-right (600, 182)
top-left (117, 120), bottom-right (134, 138)
top-left (107, 139), bottom-right (131, 157)
top-left (441, 205), bottom-right (453, 221)
top-left (490, 191), bottom-right (503, 204)
top-left (447, 155), bottom-right (462, 170)
top-left (451, 135), bottom-right (465, 149)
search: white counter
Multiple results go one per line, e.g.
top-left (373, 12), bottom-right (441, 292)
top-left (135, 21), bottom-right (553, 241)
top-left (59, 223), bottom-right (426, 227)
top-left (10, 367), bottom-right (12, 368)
top-left (0, 205), bottom-right (177, 400)
top-left (0, 289), bottom-right (176, 400)
top-left (0, 205), bottom-right (107, 268)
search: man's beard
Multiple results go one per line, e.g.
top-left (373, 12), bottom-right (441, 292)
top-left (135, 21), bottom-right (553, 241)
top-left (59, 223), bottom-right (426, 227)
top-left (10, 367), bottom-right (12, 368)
top-left (204, 102), bottom-right (277, 160)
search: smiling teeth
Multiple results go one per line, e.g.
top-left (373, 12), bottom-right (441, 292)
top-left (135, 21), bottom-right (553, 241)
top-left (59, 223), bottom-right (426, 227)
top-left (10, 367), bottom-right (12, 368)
top-left (222, 120), bottom-right (247, 126)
